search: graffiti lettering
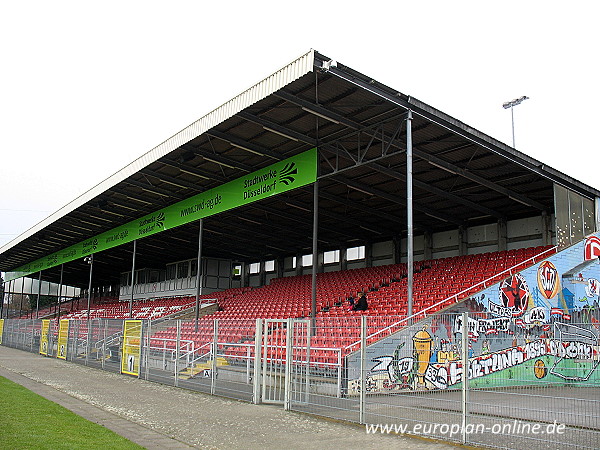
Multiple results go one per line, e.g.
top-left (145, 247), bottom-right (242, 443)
top-left (454, 316), bottom-right (511, 337)
top-left (488, 300), bottom-right (513, 318)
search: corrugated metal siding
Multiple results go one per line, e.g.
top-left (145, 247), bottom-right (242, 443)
top-left (0, 50), bottom-right (315, 256)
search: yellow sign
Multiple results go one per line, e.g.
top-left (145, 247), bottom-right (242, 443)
top-left (121, 320), bottom-right (142, 376)
top-left (40, 319), bottom-right (50, 355)
top-left (57, 319), bottom-right (69, 360)
top-left (0, 319), bottom-right (4, 345)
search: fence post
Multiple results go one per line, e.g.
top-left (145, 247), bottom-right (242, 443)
top-left (138, 320), bottom-right (144, 379)
top-left (461, 311), bottom-right (469, 445)
top-left (29, 319), bottom-right (35, 352)
top-left (174, 320), bottom-right (181, 387)
top-left (101, 319), bottom-right (107, 369)
top-left (252, 319), bottom-right (262, 404)
top-left (337, 349), bottom-right (342, 398)
top-left (246, 345), bottom-right (251, 384)
top-left (210, 318), bottom-right (218, 395)
top-left (284, 318), bottom-right (293, 411)
top-left (85, 319), bottom-right (90, 366)
top-left (145, 319), bottom-right (151, 380)
top-left (305, 322), bottom-right (311, 403)
top-left (359, 314), bottom-right (367, 424)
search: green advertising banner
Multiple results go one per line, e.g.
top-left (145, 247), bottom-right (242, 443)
top-left (7, 148), bottom-right (317, 281)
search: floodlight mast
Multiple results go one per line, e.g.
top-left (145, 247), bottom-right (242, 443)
top-left (502, 96), bottom-right (529, 148)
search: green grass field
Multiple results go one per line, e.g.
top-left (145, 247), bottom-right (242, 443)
top-left (0, 376), bottom-right (144, 449)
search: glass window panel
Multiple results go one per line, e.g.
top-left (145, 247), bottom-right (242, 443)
top-left (324, 250), bottom-right (340, 264)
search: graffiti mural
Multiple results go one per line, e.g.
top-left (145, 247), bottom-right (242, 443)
top-left (347, 234), bottom-right (600, 395)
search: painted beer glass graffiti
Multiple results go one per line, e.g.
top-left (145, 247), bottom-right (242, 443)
top-left (348, 236), bottom-right (600, 394)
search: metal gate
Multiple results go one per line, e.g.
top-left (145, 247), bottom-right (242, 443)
top-left (261, 319), bottom-right (289, 404)
top-left (259, 318), bottom-right (310, 408)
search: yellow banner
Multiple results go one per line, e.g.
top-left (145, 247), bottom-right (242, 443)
top-left (121, 320), bottom-right (142, 376)
top-left (57, 319), bottom-right (69, 360)
top-left (0, 319), bottom-right (4, 345)
top-left (39, 319), bottom-right (50, 355)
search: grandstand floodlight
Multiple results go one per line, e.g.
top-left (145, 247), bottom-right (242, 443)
top-left (201, 156), bottom-right (237, 169)
top-left (262, 126), bottom-right (299, 142)
top-left (502, 95), bottom-right (529, 148)
top-left (229, 142), bottom-right (267, 157)
top-left (301, 107), bottom-right (340, 124)
top-left (429, 161), bottom-right (458, 175)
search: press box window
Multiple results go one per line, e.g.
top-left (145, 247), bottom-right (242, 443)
top-left (121, 272), bottom-right (131, 286)
top-left (324, 250), bottom-right (340, 264)
top-left (249, 263), bottom-right (260, 274)
top-left (177, 261), bottom-right (189, 279)
top-left (233, 264), bottom-right (242, 280)
top-left (265, 260), bottom-right (275, 272)
top-left (302, 254), bottom-right (313, 267)
top-left (166, 264), bottom-right (177, 280)
top-left (190, 260), bottom-right (199, 278)
top-left (347, 245), bottom-right (365, 261)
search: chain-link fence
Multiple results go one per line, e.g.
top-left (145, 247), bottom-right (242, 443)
top-left (1, 313), bottom-right (598, 449)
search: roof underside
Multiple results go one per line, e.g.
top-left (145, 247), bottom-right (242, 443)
top-left (2, 50), bottom-right (598, 288)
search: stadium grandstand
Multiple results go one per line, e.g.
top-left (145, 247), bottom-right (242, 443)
top-left (1, 50), bottom-right (599, 449)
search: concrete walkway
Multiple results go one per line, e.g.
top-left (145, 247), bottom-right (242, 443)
top-left (0, 346), bottom-right (459, 450)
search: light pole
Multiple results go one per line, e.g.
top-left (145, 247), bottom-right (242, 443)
top-left (502, 96), bottom-right (529, 148)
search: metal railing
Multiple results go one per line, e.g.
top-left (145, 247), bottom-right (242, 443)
top-left (345, 246), bottom-right (558, 354)
top-left (1, 307), bottom-right (598, 449)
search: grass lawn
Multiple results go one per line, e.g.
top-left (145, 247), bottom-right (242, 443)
top-left (0, 376), bottom-right (144, 449)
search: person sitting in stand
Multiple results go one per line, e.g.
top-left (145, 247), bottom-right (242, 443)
top-left (353, 292), bottom-right (368, 311)
top-left (346, 296), bottom-right (355, 311)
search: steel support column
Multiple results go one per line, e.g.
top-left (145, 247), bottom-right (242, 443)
top-left (311, 180), bottom-right (319, 329)
top-left (406, 111), bottom-right (414, 317)
top-left (86, 255), bottom-right (93, 321)
top-left (195, 219), bottom-right (204, 333)
top-left (10, 279), bottom-right (15, 318)
top-left (19, 276), bottom-right (25, 317)
top-left (129, 240), bottom-right (137, 318)
top-left (0, 279), bottom-right (4, 318)
top-left (5, 279), bottom-right (13, 318)
top-left (35, 271), bottom-right (42, 319)
top-left (57, 264), bottom-right (64, 319)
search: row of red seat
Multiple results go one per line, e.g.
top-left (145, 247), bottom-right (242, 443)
top-left (29, 246), bottom-right (553, 366)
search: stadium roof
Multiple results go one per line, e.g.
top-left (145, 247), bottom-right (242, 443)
top-left (2, 49), bottom-right (599, 288)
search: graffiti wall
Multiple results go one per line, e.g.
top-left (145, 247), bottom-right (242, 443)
top-left (347, 234), bottom-right (600, 395)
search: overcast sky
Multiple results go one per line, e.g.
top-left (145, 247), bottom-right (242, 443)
top-left (1, 1), bottom-right (599, 257)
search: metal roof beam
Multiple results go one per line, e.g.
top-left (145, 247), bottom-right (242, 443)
top-left (283, 196), bottom-right (388, 236)
top-left (336, 175), bottom-right (465, 226)
top-left (414, 151), bottom-right (547, 210)
top-left (224, 111), bottom-right (469, 226)
top-left (202, 213), bottom-right (315, 252)
top-left (251, 203), bottom-right (348, 245)
top-left (139, 168), bottom-right (205, 192)
top-left (237, 111), bottom-right (318, 147)
top-left (123, 178), bottom-right (185, 199)
top-left (234, 211), bottom-right (327, 246)
top-left (158, 159), bottom-right (224, 183)
top-left (274, 91), bottom-right (360, 130)
top-left (181, 142), bottom-right (254, 173)
top-left (206, 130), bottom-right (283, 160)
top-left (317, 190), bottom-right (414, 229)
top-left (367, 162), bottom-right (504, 220)
top-left (315, 62), bottom-right (551, 209)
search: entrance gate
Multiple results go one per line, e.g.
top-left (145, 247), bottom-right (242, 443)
top-left (259, 318), bottom-right (310, 408)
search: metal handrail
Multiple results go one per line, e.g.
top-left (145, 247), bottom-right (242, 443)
top-left (344, 246), bottom-right (557, 353)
